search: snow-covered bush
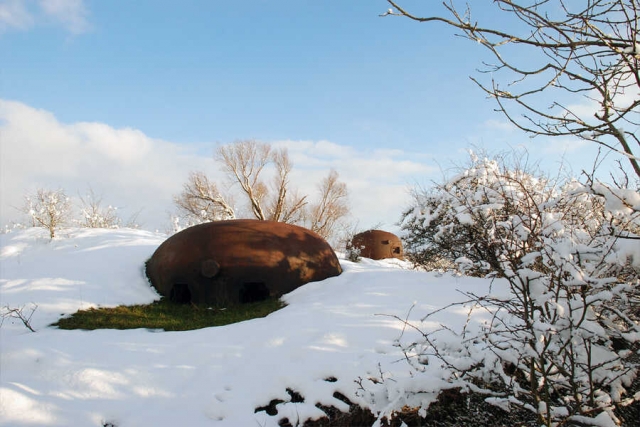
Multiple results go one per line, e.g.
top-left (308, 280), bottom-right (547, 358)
top-left (1, 222), bottom-right (28, 235)
top-left (168, 213), bottom-right (221, 234)
top-left (346, 243), bottom-right (362, 262)
top-left (397, 153), bottom-right (639, 426)
top-left (168, 214), bottom-right (203, 234)
top-left (401, 153), bottom-right (560, 275)
top-left (78, 188), bottom-right (122, 229)
top-left (22, 188), bottom-right (72, 239)
top-left (19, 187), bottom-right (142, 235)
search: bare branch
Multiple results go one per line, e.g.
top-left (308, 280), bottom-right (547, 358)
top-left (1, 304), bottom-right (38, 332)
top-left (266, 147), bottom-right (307, 223)
top-left (173, 171), bottom-right (235, 223)
top-left (384, 0), bottom-right (640, 177)
top-left (176, 140), bottom-right (351, 242)
top-left (307, 169), bottom-right (350, 240)
top-left (216, 140), bottom-right (270, 220)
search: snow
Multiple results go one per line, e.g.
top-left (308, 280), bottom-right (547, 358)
top-left (0, 228), bottom-right (498, 427)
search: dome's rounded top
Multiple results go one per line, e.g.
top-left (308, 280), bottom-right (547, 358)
top-left (146, 220), bottom-right (342, 305)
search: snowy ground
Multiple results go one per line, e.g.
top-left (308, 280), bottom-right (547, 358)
top-left (0, 228), bottom-right (504, 427)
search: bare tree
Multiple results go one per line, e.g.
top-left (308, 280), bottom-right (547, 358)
top-left (216, 140), bottom-right (271, 220)
top-left (176, 139), bottom-right (351, 241)
top-left (267, 147), bottom-right (308, 223)
top-left (383, 0), bottom-right (640, 178)
top-left (307, 169), bottom-right (350, 240)
top-left (216, 140), bottom-right (310, 223)
top-left (22, 188), bottom-right (72, 239)
top-left (174, 171), bottom-right (235, 223)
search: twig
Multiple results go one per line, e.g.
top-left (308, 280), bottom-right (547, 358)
top-left (1, 304), bottom-right (38, 332)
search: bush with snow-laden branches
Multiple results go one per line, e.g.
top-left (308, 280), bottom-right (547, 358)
top-left (9, 187), bottom-right (139, 237)
top-left (78, 188), bottom-right (123, 229)
top-left (396, 152), bottom-right (639, 426)
top-left (22, 188), bottom-right (72, 239)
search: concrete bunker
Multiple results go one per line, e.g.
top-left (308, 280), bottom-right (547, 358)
top-left (349, 230), bottom-right (404, 260)
top-left (145, 220), bottom-right (342, 305)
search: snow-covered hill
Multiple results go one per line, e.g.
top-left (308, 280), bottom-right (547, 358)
top-left (0, 228), bottom-right (499, 426)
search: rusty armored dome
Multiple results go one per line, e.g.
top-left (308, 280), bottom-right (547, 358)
top-left (145, 219), bottom-right (342, 305)
top-left (349, 229), bottom-right (404, 260)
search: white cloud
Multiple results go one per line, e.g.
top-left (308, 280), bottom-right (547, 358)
top-left (0, 99), bottom-right (216, 231)
top-left (538, 137), bottom-right (589, 155)
top-left (482, 119), bottom-right (517, 132)
top-left (277, 139), bottom-right (433, 179)
top-left (39, 0), bottom-right (89, 33)
top-left (0, 100), bottom-right (439, 234)
top-left (0, 0), bottom-right (90, 33)
top-left (0, 0), bottom-right (34, 31)
top-left (274, 139), bottom-right (436, 231)
top-left (71, 122), bottom-right (153, 165)
top-left (274, 139), bottom-right (357, 163)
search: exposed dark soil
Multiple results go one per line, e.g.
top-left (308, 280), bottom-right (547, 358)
top-left (259, 386), bottom-right (640, 427)
top-left (302, 388), bottom-right (539, 427)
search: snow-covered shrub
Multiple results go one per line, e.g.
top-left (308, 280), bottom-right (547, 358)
top-left (22, 188), bottom-right (72, 239)
top-left (401, 153), bottom-right (558, 275)
top-left (346, 243), bottom-right (362, 262)
top-left (19, 187), bottom-right (141, 234)
top-left (1, 222), bottom-right (27, 235)
top-left (168, 214), bottom-right (210, 235)
top-left (397, 153), bottom-right (639, 426)
top-left (78, 188), bottom-right (122, 229)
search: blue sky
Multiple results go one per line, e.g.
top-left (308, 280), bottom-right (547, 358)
top-left (0, 0), bottom-right (612, 232)
top-left (3, 1), bottom-right (494, 148)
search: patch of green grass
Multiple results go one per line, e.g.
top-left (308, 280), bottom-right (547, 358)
top-left (51, 298), bottom-right (285, 331)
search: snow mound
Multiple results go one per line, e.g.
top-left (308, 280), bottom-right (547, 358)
top-left (0, 228), bottom-right (495, 426)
